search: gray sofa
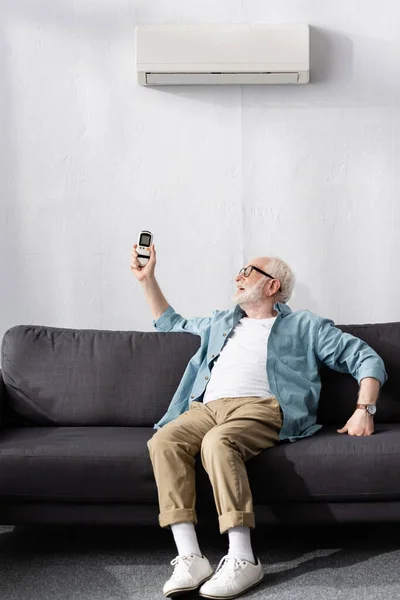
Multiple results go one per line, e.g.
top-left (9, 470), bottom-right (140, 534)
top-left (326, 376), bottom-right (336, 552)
top-left (0, 320), bottom-right (399, 527)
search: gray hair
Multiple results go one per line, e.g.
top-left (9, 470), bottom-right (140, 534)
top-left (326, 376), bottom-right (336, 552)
top-left (264, 256), bottom-right (296, 304)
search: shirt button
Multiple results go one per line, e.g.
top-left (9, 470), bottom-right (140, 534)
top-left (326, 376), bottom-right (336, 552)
top-left (223, 333), bottom-right (227, 337)
top-left (191, 395), bottom-right (195, 399)
top-left (205, 376), bottom-right (209, 380)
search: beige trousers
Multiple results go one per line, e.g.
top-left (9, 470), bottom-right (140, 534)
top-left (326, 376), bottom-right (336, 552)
top-left (147, 395), bottom-right (283, 534)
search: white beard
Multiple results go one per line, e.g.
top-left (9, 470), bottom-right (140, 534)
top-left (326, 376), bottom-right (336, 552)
top-left (231, 278), bottom-right (267, 306)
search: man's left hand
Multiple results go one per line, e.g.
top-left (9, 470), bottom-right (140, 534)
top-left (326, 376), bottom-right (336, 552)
top-left (337, 409), bottom-right (374, 436)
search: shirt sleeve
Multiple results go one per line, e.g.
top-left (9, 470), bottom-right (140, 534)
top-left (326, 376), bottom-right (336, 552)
top-left (153, 305), bottom-right (214, 336)
top-left (314, 317), bottom-right (388, 386)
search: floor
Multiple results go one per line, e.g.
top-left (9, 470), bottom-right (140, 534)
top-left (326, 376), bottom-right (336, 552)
top-left (0, 521), bottom-right (399, 599)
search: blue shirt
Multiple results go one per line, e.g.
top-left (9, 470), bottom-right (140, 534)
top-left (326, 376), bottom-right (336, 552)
top-left (152, 302), bottom-right (388, 442)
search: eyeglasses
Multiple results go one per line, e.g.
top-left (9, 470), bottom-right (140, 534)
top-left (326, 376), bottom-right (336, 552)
top-left (238, 265), bottom-right (281, 291)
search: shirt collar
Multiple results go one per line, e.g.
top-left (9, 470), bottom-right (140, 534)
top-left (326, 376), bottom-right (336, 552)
top-left (234, 301), bottom-right (292, 321)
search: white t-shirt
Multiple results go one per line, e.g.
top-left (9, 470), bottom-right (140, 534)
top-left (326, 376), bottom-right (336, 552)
top-left (202, 316), bottom-right (277, 404)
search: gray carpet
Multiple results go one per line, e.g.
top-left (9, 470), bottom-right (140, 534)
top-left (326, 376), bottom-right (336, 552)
top-left (0, 521), bottom-right (399, 599)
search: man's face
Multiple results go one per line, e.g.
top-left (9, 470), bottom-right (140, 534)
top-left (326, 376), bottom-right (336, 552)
top-left (232, 259), bottom-right (270, 305)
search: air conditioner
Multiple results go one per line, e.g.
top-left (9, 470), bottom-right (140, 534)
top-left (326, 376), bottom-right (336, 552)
top-left (135, 24), bottom-right (310, 86)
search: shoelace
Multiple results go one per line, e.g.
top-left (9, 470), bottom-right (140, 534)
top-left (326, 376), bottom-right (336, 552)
top-left (211, 555), bottom-right (247, 580)
top-left (169, 554), bottom-right (196, 577)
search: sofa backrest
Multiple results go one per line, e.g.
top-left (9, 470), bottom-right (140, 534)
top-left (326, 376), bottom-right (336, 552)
top-left (317, 320), bottom-right (400, 425)
top-left (1, 325), bottom-right (200, 427)
top-left (1, 320), bottom-right (399, 427)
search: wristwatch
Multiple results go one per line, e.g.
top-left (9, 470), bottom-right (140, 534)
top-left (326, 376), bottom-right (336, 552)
top-left (356, 403), bottom-right (377, 416)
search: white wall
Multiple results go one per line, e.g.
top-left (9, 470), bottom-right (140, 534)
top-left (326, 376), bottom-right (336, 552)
top-left (1, 0), bottom-right (399, 342)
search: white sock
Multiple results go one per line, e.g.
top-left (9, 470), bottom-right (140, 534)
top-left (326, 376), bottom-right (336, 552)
top-left (171, 522), bottom-right (202, 558)
top-left (227, 526), bottom-right (256, 564)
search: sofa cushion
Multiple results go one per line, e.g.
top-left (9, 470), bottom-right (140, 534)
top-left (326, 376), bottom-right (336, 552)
top-left (1, 325), bottom-right (200, 426)
top-left (0, 424), bottom-right (399, 504)
top-left (0, 426), bottom-right (158, 502)
top-left (246, 422), bottom-right (400, 504)
top-left (317, 321), bottom-right (400, 425)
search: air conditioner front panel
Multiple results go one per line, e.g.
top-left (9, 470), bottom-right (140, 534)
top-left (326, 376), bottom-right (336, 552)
top-left (135, 24), bottom-right (310, 85)
top-left (138, 62), bottom-right (308, 73)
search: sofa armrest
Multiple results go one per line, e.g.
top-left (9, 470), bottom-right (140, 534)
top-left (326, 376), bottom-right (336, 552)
top-left (0, 368), bottom-right (5, 428)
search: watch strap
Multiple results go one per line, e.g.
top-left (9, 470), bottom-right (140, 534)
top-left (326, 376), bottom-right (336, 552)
top-left (356, 403), bottom-right (375, 415)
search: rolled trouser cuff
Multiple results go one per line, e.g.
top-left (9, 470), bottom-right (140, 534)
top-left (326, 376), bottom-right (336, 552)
top-left (158, 508), bottom-right (198, 529)
top-left (218, 511), bottom-right (255, 534)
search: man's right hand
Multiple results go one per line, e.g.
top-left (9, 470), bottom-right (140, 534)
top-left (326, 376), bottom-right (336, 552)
top-left (130, 243), bottom-right (156, 282)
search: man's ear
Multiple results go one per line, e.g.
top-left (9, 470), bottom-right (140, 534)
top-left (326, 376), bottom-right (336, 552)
top-left (269, 281), bottom-right (280, 299)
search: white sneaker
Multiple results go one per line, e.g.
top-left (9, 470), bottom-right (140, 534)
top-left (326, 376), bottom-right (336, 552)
top-left (163, 553), bottom-right (214, 597)
top-left (198, 554), bottom-right (264, 599)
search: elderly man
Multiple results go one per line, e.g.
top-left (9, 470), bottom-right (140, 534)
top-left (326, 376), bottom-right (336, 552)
top-left (130, 243), bottom-right (387, 600)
